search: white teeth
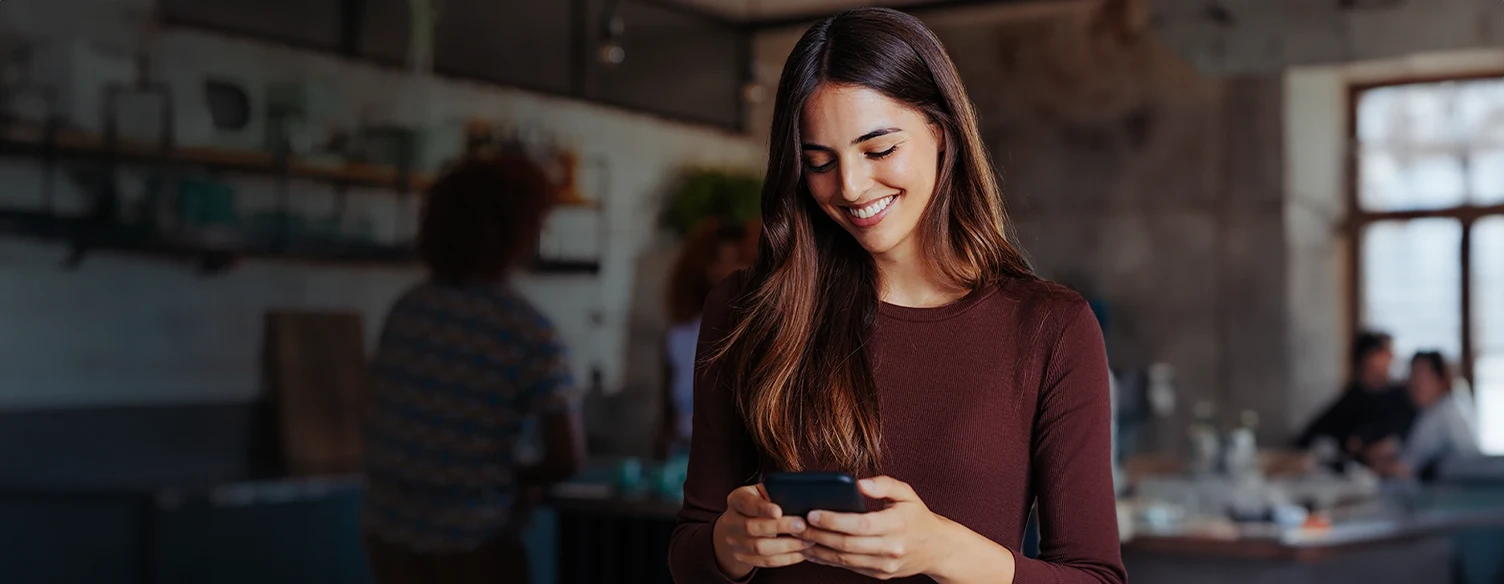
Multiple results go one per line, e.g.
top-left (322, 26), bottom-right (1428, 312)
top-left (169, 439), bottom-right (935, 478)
top-left (846, 196), bottom-right (893, 220)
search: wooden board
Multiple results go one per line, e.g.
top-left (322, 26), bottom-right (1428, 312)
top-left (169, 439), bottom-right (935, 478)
top-left (0, 125), bottom-right (601, 207)
top-left (261, 311), bottom-right (368, 476)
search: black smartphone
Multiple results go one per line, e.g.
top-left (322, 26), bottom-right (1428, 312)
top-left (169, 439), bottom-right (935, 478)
top-left (762, 472), bottom-right (869, 517)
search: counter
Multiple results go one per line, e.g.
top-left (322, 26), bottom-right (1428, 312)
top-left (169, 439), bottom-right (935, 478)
top-left (1122, 487), bottom-right (1504, 583)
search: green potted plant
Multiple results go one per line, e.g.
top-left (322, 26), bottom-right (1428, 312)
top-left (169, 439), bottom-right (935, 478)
top-left (660, 168), bottom-right (762, 237)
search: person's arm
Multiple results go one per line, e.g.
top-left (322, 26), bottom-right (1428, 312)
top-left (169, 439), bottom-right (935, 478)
top-left (514, 325), bottom-right (586, 486)
top-left (1402, 399), bottom-right (1481, 473)
top-left (1296, 390), bottom-right (1355, 450)
top-left (667, 274), bottom-right (766, 583)
top-left (1444, 395), bottom-right (1481, 456)
top-left (1013, 304), bottom-right (1127, 584)
top-left (516, 408), bottom-right (585, 485)
top-left (654, 355), bottom-right (679, 461)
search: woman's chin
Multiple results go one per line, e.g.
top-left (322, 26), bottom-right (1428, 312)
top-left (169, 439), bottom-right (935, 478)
top-left (849, 231), bottom-right (902, 256)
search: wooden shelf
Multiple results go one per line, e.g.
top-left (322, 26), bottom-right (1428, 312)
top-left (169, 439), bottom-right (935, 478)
top-left (0, 209), bottom-right (600, 274)
top-left (0, 209), bottom-right (415, 271)
top-left (0, 123), bottom-right (603, 273)
top-left (0, 125), bottom-right (600, 207)
top-left (0, 125), bottom-right (434, 191)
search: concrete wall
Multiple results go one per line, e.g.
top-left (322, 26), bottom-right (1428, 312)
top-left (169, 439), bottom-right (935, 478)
top-left (0, 1), bottom-right (763, 416)
top-left (1154, 0), bottom-right (1504, 74)
top-left (939, 10), bottom-right (1290, 447)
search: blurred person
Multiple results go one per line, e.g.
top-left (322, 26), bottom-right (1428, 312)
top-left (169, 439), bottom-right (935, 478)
top-left (1296, 331), bottom-right (1416, 458)
top-left (655, 219), bottom-right (755, 460)
top-left (1365, 351), bottom-right (1478, 479)
top-left (361, 156), bottom-right (585, 584)
top-left (669, 8), bottom-right (1125, 584)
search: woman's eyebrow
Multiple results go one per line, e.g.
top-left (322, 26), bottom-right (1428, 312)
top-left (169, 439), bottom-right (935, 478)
top-left (802, 127), bottom-right (903, 152)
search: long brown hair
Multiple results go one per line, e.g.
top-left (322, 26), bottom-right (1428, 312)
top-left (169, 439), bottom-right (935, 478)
top-left (666, 218), bottom-right (758, 324)
top-left (709, 8), bottom-right (1035, 474)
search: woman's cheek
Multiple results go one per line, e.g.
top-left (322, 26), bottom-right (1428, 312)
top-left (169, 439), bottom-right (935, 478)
top-left (879, 154), bottom-right (920, 192)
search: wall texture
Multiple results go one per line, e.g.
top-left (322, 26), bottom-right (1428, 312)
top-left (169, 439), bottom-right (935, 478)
top-left (0, 1), bottom-right (763, 416)
top-left (1153, 0), bottom-right (1504, 74)
top-left (936, 8), bottom-right (1290, 446)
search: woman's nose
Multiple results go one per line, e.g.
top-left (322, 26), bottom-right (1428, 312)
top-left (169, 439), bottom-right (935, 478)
top-left (839, 161), bottom-right (872, 202)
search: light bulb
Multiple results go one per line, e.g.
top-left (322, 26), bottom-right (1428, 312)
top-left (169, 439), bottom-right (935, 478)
top-left (741, 81), bottom-right (766, 104)
top-left (599, 42), bottom-right (625, 65)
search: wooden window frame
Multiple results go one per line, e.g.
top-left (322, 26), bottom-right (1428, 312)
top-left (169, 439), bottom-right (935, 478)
top-left (1346, 71), bottom-right (1504, 387)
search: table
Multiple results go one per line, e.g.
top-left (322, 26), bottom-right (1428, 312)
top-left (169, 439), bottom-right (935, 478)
top-left (1122, 487), bottom-right (1504, 583)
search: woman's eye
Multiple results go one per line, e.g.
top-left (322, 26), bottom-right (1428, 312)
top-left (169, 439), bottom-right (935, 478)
top-left (805, 160), bottom-right (836, 173)
top-left (867, 145), bottom-right (898, 160)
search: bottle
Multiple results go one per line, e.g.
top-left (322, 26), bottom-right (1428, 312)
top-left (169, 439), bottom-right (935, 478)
top-left (1187, 401), bottom-right (1220, 477)
top-left (1224, 410), bottom-right (1261, 479)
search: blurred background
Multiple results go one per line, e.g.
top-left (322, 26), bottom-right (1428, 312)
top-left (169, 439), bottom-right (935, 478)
top-left (1, 0), bottom-right (1503, 582)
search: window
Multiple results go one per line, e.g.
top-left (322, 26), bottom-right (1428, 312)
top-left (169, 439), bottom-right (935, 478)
top-left (1353, 76), bottom-right (1504, 453)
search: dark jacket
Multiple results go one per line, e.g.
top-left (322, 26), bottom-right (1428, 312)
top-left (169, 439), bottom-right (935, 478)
top-left (1296, 381), bottom-right (1417, 450)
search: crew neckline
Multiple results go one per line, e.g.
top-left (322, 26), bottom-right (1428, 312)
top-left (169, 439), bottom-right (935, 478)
top-left (877, 283), bottom-right (1001, 322)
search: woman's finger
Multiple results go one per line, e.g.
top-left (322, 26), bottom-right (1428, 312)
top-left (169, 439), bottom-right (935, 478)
top-left (742, 535), bottom-right (815, 557)
top-left (858, 476), bottom-right (919, 502)
top-left (736, 550), bottom-right (807, 568)
top-left (728, 486), bottom-right (782, 518)
top-left (744, 515), bottom-right (808, 538)
top-left (806, 507), bottom-right (903, 536)
top-left (803, 545), bottom-right (902, 572)
top-left (797, 528), bottom-right (898, 556)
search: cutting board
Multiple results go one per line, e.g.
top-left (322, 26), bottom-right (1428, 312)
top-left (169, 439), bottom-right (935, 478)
top-left (261, 311), bottom-right (368, 476)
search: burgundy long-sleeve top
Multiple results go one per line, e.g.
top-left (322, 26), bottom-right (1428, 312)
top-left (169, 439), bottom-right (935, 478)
top-left (668, 274), bottom-right (1127, 584)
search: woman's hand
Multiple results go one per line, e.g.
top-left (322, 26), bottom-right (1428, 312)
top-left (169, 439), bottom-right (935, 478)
top-left (712, 484), bottom-right (814, 578)
top-left (797, 476), bottom-right (969, 580)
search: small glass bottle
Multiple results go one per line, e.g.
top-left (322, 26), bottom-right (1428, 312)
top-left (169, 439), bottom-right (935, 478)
top-left (1187, 401), bottom-right (1221, 477)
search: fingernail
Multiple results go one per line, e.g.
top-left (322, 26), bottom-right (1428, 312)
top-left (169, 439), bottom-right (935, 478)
top-left (807, 511), bottom-right (823, 524)
top-left (790, 518), bottom-right (806, 532)
top-left (860, 479), bottom-right (875, 489)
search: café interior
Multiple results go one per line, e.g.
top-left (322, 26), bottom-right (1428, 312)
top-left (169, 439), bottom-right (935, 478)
top-left (2, 0), bottom-right (1504, 582)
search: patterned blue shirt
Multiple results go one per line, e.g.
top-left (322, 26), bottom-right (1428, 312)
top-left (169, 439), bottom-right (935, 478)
top-left (362, 281), bottom-right (577, 551)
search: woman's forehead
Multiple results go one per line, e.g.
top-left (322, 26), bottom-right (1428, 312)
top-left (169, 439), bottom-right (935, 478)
top-left (800, 84), bottom-right (924, 142)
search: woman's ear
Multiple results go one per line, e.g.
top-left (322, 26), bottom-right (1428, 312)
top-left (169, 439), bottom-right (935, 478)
top-left (930, 122), bottom-right (946, 153)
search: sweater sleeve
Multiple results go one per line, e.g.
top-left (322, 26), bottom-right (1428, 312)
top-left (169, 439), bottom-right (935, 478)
top-left (1012, 303), bottom-right (1128, 584)
top-left (668, 273), bottom-right (762, 584)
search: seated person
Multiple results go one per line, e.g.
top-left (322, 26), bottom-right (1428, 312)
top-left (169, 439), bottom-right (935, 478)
top-left (1296, 331), bottom-right (1417, 459)
top-left (1366, 351), bottom-right (1479, 479)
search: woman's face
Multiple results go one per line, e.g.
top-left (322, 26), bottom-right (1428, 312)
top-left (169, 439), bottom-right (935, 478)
top-left (1408, 359), bottom-right (1446, 408)
top-left (800, 83), bottom-right (943, 258)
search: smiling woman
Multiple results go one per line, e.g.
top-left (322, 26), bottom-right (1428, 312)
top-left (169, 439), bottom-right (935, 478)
top-left (667, 7), bottom-right (1126, 584)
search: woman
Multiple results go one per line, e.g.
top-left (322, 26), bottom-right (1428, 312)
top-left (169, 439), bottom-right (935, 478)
top-left (362, 155), bottom-right (585, 584)
top-left (656, 219), bottom-right (756, 459)
top-left (1368, 351), bottom-right (1479, 479)
top-left (668, 8), bottom-right (1125, 584)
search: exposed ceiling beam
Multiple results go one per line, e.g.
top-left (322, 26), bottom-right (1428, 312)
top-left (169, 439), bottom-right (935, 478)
top-left (629, 0), bottom-right (746, 29)
top-left (740, 0), bottom-right (1077, 31)
top-left (632, 0), bottom-right (1078, 32)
